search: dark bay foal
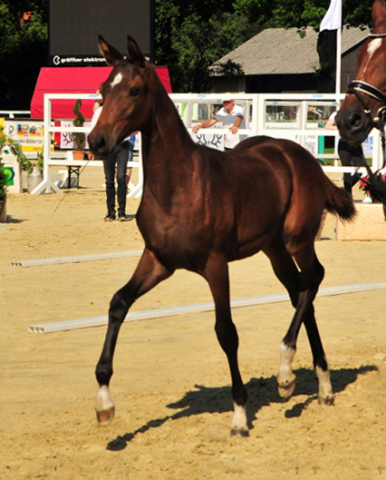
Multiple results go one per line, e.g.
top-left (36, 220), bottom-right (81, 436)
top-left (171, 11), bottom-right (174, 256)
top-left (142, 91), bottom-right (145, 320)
top-left (88, 35), bottom-right (355, 436)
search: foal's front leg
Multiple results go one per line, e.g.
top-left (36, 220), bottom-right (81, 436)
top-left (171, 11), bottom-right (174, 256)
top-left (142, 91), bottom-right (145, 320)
top-left (95, 248), bottom-right (173, 424)
top-left (204, 256), bottom-right (249, 436)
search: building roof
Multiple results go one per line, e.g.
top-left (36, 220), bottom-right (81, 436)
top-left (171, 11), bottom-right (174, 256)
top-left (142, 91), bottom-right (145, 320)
top-left (211, 26), bottom-right (370, 76)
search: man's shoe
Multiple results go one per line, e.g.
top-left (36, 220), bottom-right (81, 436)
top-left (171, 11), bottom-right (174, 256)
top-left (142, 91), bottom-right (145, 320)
top-left (104, 214), bottom-right (116, 222)
top-left (118, 214), bottom-right (128, 222)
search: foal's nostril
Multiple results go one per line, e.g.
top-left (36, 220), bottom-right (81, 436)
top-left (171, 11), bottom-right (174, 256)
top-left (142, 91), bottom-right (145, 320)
top-left (88, 132), bottom-right (106, 153)
top-left (95, 134), bottom-right (106, 150)
top-left (348, 112), bottom-right (363, 129)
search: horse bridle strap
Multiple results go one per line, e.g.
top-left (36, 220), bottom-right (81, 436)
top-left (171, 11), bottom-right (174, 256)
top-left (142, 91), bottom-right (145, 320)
top-left (347, 32), bottom-right (386, 125)
top-left (348, 81), bottom-right (386, 110)
top-left (348, 80), bottom-right (386, 171)
top-left (368, 33), bottom-right (386, 38)
top-left (346, 82), bottom-right (386, 171)
top-left (347, 32), bottom-right (386, 173)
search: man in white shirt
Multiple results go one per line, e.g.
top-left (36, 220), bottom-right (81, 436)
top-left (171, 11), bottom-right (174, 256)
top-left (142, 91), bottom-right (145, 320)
top-left (192, 95), bottom-right (245, 149)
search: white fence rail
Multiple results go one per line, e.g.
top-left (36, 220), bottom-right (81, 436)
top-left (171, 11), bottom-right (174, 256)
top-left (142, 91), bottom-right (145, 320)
top-left (32, 92), bottom-right (381, 195)
top-left (0, 110), bottom-right (30, 118)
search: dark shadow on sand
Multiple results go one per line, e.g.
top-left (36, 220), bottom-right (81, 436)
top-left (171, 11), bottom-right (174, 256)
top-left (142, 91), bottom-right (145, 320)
top-left (2, 216), bottom-right (24, 224)
top-left (106, 364), bottom-right (377, 451)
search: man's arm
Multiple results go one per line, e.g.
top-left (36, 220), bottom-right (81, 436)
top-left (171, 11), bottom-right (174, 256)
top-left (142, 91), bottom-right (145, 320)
top-left (192, 118), bottom-right (218, 134)
top-left (229, 115), bottom-right (243, 134)
top-left (324, 117), bottom-right (337, 130)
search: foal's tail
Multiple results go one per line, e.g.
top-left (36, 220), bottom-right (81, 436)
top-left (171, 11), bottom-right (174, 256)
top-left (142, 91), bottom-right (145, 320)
top-left (325, 178), bottom-right (356, 221)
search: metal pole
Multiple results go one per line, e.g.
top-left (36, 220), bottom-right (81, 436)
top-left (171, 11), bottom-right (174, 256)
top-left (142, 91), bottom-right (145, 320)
top-left (336, 27), bottom-right (342, 105)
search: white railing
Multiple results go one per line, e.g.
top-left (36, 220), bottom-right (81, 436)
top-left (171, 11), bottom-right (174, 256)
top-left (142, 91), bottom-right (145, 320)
top-left (171, 92), bottom-right (381, 172)
top-left (32, 93), bottom-right (142, 195)
top-left (0, 110), bottom-right (30, 118)
top-left (255, 93), bottom-right (382, 172)
top-left (33, 92), bottom-right (382, 195)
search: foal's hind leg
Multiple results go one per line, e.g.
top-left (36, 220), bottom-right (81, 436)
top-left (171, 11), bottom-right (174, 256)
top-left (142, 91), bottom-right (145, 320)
top-left (302, 305), bottom-right (334, 404)
top-left (265, 240), bottom-right (333, 404)
top-left (264, 241), bottom-right (301, 398)
top-left (299, 255), bottom-right (334, 405)
top-left (286, 245), bottom-right (334, 405)
top-left (203, 255), bottom-right (249, 437)
top-left (95, 248), bottom-right (173, 424)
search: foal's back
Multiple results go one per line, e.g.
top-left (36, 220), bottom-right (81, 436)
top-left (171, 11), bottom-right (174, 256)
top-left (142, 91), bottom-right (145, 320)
top-left (138, 135), bottom-right (327, 265)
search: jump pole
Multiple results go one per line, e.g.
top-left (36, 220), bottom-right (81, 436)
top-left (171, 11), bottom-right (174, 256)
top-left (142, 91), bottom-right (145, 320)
top-left (28, 282), bottom-right (386, 334)
top-left (12, 250), bottom-right (143, 267)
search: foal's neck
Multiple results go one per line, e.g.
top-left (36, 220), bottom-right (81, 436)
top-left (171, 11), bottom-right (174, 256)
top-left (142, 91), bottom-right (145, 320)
top-left (141, 72), bottom-right (197, 183)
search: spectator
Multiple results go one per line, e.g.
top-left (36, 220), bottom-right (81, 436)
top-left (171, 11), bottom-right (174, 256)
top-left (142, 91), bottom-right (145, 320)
top-left (192, 95), bottom-right (245, 150)
top-left (89, 105), bottom-right (133, 221)
top-left (325, 111), bottom-right (364, 194)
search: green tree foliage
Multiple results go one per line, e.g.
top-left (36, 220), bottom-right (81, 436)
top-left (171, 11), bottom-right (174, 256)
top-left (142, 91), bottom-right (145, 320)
top-left (0, 1), bottom-right (47, 110)
top-left (233, 0), bottom-right (373, 28)
top-left (155, 0), bottom-right (258, 92)
top-left (273, 0), bottom-right (327, 28)
top-left (344, 1), bottom-right (373, 26)
top-left (155, 0), bottom-right (374, 93)
top-left (0, 0), bottom-right (376, 105)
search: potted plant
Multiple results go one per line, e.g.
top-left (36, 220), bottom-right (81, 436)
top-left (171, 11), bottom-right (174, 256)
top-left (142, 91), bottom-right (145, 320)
top-left (26, 150), bottom-right (43, 193)
top-left (7, 136), bottom-right (31, 172)
top-left (0, 161), bottom-right (7, 222)
top-left (0, 128), bottom-right (8, 222)
top-left (5, 136), bottom-right (39, 191)
top-left (70, 99), bottom-right (86, 160)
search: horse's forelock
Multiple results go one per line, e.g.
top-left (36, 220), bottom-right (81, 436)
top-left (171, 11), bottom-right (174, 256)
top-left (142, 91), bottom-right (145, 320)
top-left (102, 62), bottom-right (145, 94)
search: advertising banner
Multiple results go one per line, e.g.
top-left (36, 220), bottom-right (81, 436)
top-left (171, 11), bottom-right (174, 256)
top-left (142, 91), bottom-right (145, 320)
top-left (191, 133), bottom-right (225, 151)
top-left (1, 146), bottom-right (22, 193)
top-left (4, 120), bottom-right (49, 153)
top-left (59, 121), bottom-right (92, 149)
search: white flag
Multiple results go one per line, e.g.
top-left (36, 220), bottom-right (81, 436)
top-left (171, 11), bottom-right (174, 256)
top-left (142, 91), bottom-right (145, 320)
top-left (320, 0), bottom-right (342, 31)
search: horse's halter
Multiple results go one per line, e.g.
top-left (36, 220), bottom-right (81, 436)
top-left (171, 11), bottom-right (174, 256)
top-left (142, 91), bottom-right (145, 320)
top-left (347, 33), bottom-right (386, 130)
top-left (346, 33), bottom-right (386, 172)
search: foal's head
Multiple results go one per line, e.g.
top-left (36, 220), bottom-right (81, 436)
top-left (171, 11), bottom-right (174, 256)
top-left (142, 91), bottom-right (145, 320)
top-left (337, 0), bottom-right (386, 143)
top-left (88, 36), bottom-right (154, 159)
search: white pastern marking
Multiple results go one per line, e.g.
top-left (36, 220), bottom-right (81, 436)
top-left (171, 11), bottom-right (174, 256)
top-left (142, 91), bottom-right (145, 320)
top-left (96, 385), bottom-right (114, 412)
top-left (231, 402), bottom-right (248, 432)
top-left (278, 342), bottom-right (296, 387)
top-left (315, 364), bottom-right (333, 399)
top-left (110, 72), bottom-right (123, 89)
top-left (279, 342), bottom-right (295, 372)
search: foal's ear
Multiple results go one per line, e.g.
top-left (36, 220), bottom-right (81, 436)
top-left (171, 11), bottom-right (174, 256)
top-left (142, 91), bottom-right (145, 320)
top-left (98, 35), bottom-right (123, 66)
top-left (372, 0), bottom-right (386, 32)
top-left (126, 36), bottom-right (146, 68)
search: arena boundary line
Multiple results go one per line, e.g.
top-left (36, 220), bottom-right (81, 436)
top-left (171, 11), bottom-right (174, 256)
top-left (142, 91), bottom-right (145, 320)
top-left (28, 282), bottom-right (386, 334)
top-left (12, 250), bottom-right (143, 267)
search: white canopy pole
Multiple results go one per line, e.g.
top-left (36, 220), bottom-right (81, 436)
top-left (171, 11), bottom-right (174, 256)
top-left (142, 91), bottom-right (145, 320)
top-left (336, 26), bottom-right (342, 105)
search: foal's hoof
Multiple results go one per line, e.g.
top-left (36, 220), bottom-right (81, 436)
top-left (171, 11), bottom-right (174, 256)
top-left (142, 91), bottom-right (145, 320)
top-left (318, 394), bottom-right (335, 406)
top-left (96, 406), bottom-right (115, 424)
top-left (278, 380), bottom-right (296, 399)
top-left (231, 428), bottom-right (250, 437)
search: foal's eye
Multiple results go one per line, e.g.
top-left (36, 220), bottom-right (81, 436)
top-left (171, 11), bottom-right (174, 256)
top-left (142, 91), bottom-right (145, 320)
top-left (129, 87), bottom-right (140, 97)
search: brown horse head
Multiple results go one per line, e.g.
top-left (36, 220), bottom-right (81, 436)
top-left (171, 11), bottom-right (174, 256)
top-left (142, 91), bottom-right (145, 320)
top-left (336, 0), bottom-right (386, 143)
top-left (88, 36), bottom-right (158, 159)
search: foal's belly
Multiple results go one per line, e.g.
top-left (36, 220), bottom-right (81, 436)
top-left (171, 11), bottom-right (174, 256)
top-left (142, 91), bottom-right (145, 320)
top-left (138, 206), bottom-right (281, 270)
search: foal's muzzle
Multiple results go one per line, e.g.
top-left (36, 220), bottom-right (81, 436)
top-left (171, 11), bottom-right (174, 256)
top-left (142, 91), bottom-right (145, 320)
top-left (88, 129), bottom-right (116, 160)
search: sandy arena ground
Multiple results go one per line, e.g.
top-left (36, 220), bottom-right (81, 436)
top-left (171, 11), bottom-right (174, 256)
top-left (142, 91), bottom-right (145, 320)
top-left (1, 166), bottom-right (386, 480)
